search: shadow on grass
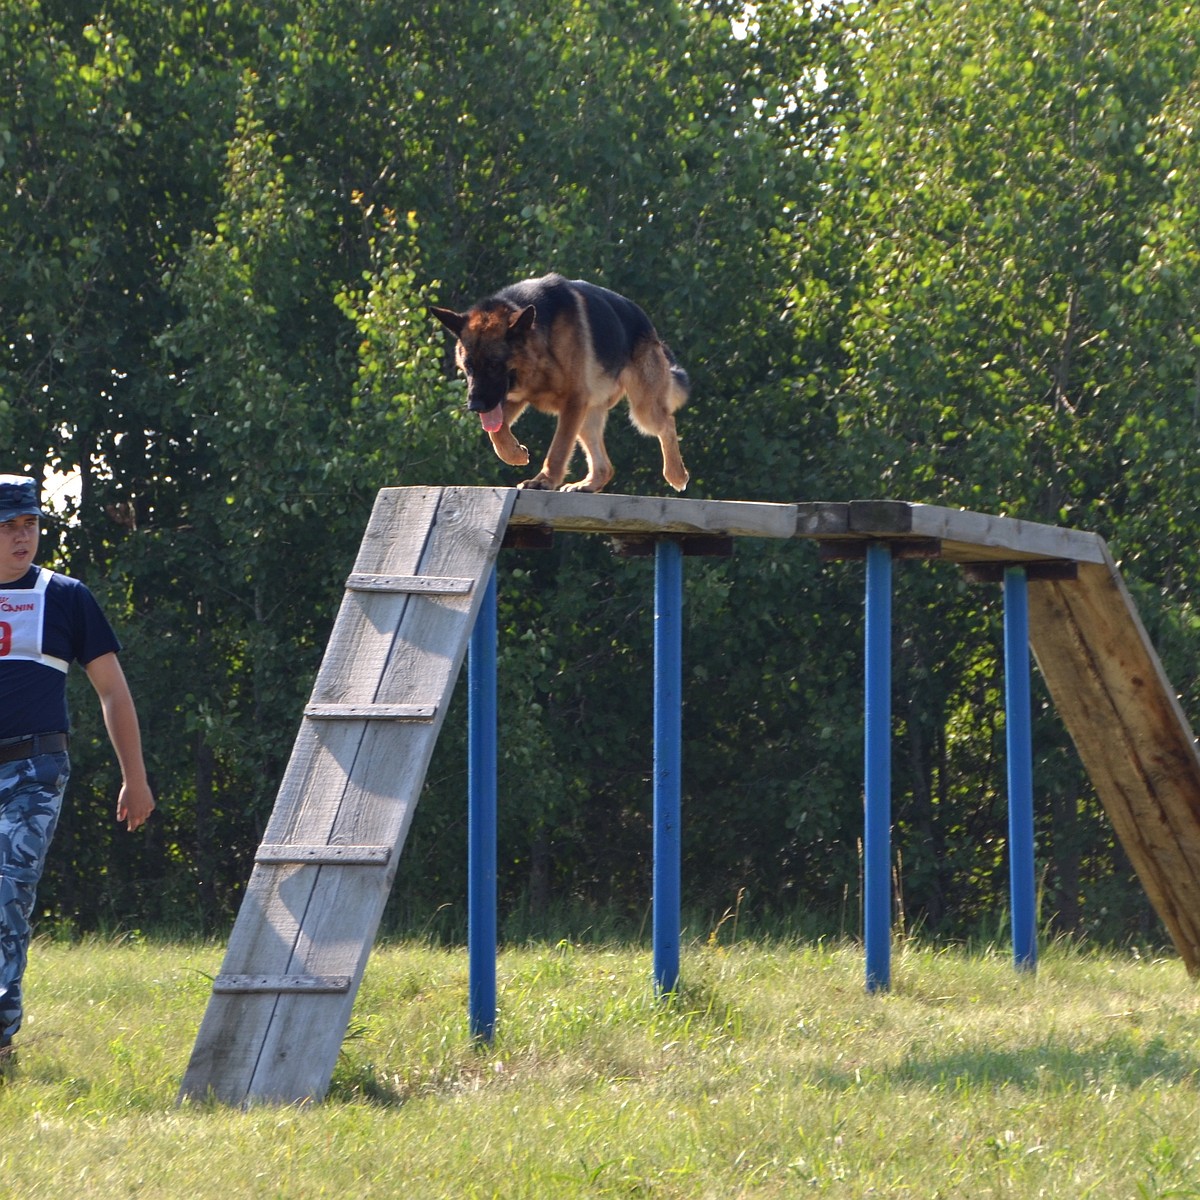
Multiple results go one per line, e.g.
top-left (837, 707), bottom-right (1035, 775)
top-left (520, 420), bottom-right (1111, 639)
top-left (326, 1058), bottom-right (411, 1107)
top-left (816, 1032), bottom-right (1200, 1092)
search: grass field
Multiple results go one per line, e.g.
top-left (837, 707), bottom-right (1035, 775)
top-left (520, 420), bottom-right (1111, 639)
top-left (1, 934), bottom-right (1198, 1198)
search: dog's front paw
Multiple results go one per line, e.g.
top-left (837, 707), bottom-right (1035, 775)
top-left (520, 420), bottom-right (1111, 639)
top-left (517, 476), bottom-right (554, 490)
top-left (490, 433), bottom-right (530, 467)
top-left (495, 444), bottom-right (530, 467)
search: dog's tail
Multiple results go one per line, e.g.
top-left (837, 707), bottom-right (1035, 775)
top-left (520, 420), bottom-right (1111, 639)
top-left (662, 342), bottom-right (689, 412)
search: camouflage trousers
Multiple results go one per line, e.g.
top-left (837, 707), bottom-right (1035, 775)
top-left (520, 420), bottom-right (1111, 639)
top-left (0, 752), bottom-right (69, 1041)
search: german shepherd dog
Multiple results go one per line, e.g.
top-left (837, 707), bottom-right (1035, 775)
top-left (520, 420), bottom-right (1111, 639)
top-left (430, 274), bottom-right (689, 493)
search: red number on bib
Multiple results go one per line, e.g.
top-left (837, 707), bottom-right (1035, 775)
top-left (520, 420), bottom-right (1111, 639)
top-left (0, 621), bottom-right (10, 657)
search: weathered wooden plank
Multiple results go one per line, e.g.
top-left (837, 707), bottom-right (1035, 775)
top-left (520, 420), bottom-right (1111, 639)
top-left (315, 488), bottom-right (454, 705)
top-left (795, 501), bottom-right (1107, 564)
top-left (345, 572), bottom-right (474, 595)
top-left (509, 489), bottom-right (798, 540)
top-left (846, 500), bottom-right (915, 535)
top-left (802, 499), bottom-right (1200, 970)
top-left (180, 991), bottom-right (283, 1105)
top-left (826, 501), bottom-right (1109, 564)
top-left (251, 489), bottom-right (452, 853)
top-left (243, 486), bottom-right (517, 1103)
top-left (257, 489), bottom-right (479, 848)
top-left (904, 505), bottom-right (1107, 565)
top-left (194, 486), bottom-right (444, 1015)
top-left (180, 486), bottom-right (517, 1106)
top-left (304, 703), bottom-right (438, 721)
top-left (180, 862), bottom-right (328, 1103)
top-left (213, 974), bottom-right (352, 994)
top-left (794, 502), bottom-right (851, 539)
top-left (1028, 553), bottom-right (1200, 973)
top-left (255, 844), bottom-right (393, 866)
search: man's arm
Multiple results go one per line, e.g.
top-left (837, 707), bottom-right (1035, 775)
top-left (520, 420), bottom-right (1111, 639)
top-left (84, 651), bottom-right (156, 831)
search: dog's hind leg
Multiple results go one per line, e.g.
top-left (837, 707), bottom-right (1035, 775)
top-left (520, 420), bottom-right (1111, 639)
top-left (625, 360), bottom-right (690, 492)
top-left (561, 403), bottom-right (615, 493)
top-left (655, 421), bottom-right (689, 492)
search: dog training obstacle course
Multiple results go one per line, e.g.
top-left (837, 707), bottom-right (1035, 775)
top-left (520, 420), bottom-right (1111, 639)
top-left (179, 488), bottom-right (1200, 1106)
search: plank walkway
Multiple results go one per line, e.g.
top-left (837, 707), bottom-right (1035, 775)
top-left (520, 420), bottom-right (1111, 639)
top-left (181, 489), bottom-right (1200, 1107)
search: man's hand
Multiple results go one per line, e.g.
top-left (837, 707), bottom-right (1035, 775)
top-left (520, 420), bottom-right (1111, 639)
top-left (85, 652), bottom-right (155, 833)
top-left (117, 779), bottom-right (155, 832)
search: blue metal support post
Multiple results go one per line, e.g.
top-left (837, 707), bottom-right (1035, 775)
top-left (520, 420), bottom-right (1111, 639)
top-left (468, 567), bottom-right (499, 1040)
top-left (1003, 566), bottom-right (1038, 972)
top-left (654, 539), bottom-right (684, 997)
top-left (864, 542), bottom-right (893, 993)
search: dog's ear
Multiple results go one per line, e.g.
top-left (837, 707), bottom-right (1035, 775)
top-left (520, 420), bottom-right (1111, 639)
top-left (429, 305), bottom-right (467, 336)
top-left (508, 305), bottom-right (536, 336)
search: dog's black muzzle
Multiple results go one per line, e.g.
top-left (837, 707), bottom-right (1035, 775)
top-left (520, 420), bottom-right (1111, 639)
top-left (466, 375), bottom-right (509, 415)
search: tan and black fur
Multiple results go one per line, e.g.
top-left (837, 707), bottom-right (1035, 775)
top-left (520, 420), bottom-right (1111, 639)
top-left (430, 273), bottom-right (689, 493)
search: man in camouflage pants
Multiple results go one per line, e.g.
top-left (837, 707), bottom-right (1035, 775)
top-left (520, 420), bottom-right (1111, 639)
top-left (0, 752), bottom-right (71, 1059)
top-left (0, 475), bottom-right (154, 1071)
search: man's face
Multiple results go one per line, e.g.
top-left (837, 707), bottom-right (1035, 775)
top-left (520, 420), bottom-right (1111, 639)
top-left (0, 514), bottom-right (39, 581)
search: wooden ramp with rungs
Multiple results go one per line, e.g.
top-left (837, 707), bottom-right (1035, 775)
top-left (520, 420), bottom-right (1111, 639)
top-left (179, 486), bottom-right (515, 1106)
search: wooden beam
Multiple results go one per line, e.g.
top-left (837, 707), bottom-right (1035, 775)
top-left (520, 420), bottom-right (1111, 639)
top-left (960, 561), bottom-right (1080, 584)
top-left (901, 504), bottom-right (1106, 564)
top-left (797, 500), bottom-right (1107, 564)
top-left (794, 502), bottom-right (852, 539)
top-left (847, 500), bottom-right (915, 534)
top-left (212, 975), bottom-right (353, 994)
top-left (610, 534), bottom-right (735, 558)
top-left (345, 573), bottom-right (474, 595)
top-left (304, 703), bottom-right (438, 721)
top-left (255, 844), bottom-right (393, 866)
top-left (507, 490), bottom-right (798, 540)
top-left (818, 538), bottom-right (942, 562)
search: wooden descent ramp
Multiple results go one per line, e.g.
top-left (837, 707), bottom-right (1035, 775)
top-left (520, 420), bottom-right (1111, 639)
top-left (803, 501), bottom-right (1200, 976)
top-left (1026, 548), bottom-right (1200, 973)
top-left (179, 486), bottom-right (515, 1106)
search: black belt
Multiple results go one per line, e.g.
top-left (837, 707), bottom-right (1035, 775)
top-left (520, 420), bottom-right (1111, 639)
top-left (0, 732), bottom-right (70, 764)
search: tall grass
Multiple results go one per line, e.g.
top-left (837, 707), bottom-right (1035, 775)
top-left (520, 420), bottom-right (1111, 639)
top-left (1, 934), bottom-right (1198, 1197)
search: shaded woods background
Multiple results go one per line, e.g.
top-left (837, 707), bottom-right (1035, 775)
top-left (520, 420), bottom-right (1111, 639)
top-left (5, 0), bottom-right (1199, 947)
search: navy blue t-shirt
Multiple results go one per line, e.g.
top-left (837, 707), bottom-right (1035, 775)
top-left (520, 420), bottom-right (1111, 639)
top-left (0, 566), bottom-right (121, 738)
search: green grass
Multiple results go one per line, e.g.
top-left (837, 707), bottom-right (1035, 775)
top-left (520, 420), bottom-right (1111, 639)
top-left (2, 934), bottom-right (1200, 1197)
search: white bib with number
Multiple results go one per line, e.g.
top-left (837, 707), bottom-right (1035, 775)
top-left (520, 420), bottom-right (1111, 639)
top-left (0, 567), bottom-right (69, 673)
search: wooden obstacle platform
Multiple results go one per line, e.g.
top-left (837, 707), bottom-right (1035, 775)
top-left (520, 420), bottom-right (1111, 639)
top-left (179, 489), bottom-right (1200, 1106)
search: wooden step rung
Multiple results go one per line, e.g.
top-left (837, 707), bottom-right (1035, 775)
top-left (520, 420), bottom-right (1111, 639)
top-left (255, 844), bottom-right (393, 867)
top-left (346, 572), bottom-right (474, 596)
top-left (304, 703), bottom-right (438, 721)
top-left (212, 974), bottom-right (352, 995)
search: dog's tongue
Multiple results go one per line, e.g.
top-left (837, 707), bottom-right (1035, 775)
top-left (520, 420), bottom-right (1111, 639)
top-left (480, 407), bottom-right (504, 433)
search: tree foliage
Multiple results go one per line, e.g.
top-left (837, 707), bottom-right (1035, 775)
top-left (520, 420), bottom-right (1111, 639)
top-left (3, 0), bottom-right (1197, 948)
